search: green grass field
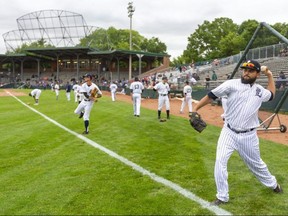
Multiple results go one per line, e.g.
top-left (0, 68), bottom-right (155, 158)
top-left (0, 88), bottom-right (287, 215)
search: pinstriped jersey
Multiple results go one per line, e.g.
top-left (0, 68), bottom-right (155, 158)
top-left (81, 82), bottom-right (102, 97)
top-left (183, 85), bottom-right (192, 97)
top-left (153, 82), bottom-right (170, 94)
top-left (211, 79), bottom-right (272, 130)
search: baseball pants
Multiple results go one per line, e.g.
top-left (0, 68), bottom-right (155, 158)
top-left (215, 126), bottom-right (277, 202)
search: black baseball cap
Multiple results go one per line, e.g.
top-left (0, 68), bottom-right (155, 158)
top-left (240, 60), bottom-right (261, 72)
top-left (162, 76), bottom-right (168, 80)
top-left (84, 73), bottom-right (93, 79)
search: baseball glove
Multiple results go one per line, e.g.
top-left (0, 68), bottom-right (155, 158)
top-left (90, 88), bottom-right (98, 98)
top-left (189, 112), bottom-right (207, 133)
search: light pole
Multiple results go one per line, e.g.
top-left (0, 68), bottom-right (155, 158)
top-left (127, 2), bottom-right (135, 80)
top-left (136, 54), bottom-right (143, 76)
top-left (134, 43), bottom-right (144, 76)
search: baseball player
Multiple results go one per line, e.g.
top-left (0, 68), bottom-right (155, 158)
top-left (54, 81), bottom-right (60, 100)
top-left (180, 79), bottom-right (196, 116)
top-left (130, 77), bottom-right (144, 117)
top-left (109, 81), bottom-right (118, 101)
top-left (29, 88), bottom-right (41, 105)
top-left (153, 76), bottom-right (171, 119)
top-left (76, 82), bottom-right (84, 104)
top-left (65, 81), bottom-right (72, 101)
top-left (193, 60), bottom-right (282, 206)
top-left (72, 81), bottom-right (80, 103)
top-left (74, 74), bottom-right (102, 134)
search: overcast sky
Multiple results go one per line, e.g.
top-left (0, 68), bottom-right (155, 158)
top-left (0, 0), bottom-right (287, 59)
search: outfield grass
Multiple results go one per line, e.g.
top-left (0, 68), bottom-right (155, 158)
top-left (0, 89), bottom-right (287, 215)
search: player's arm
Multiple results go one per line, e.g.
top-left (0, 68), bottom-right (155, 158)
top-left (83, 92), bottom-right (89, 99)
top-left (31, 95), bottom-right (36, 102)
top-left (265, 69), bottom-right (275, 99)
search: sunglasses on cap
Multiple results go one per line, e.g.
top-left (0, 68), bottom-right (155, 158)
top-left (242, 62), bottom-right (256, 68)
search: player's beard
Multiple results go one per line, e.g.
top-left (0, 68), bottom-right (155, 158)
top-left (241, 75), bottom-right (257, 84)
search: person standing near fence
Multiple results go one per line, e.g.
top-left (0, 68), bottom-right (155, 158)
top-left (130, 77), bottom-right (144, 117)
top-left (180, 80), bottom-right (196, 116)
top-left (65, 81), bottom-right (72, 101)
top-left (212, 71), bottom-right (218, 81)
top-left (54, 81), bottom-right (60, 100)
top-left (153, 76), bottom-right (170, 119)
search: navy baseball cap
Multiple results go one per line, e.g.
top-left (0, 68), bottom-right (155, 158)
top-left (240, 60), bottom-right (261, 72)
top-left (84, 73), bottom-right (93, 79)
top-left (162, 76), bottom-right (168, 80)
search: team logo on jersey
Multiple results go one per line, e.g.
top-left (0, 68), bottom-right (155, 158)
top-left (255, 87), bottom-right (262, 98)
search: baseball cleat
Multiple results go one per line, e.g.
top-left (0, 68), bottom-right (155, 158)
top-left (82, 131), bottom-right (89, 134)
top-left (210, 198), bottom-right (227, 206)
top-left (273, 184), bottom-right (283, 193)
top-left (79, 112), bottom-right (84, 118)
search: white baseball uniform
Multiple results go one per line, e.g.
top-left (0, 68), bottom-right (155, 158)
top-left (30, 89), bottom-right (41, 105)
top-left (210, 78), bottom-right (277, 202)
top-left (74, 82), bottom-right (102, 122)
top-left (130, 81), bottom-right (144, 116)
top-left (30, 89), bottom-right (41, 99)
top-left (180, 84), bottom-right (193, 113)
top-left (154, 82), bottom-right (170, 111)
top-left (72, 83), bottom-right (80, 103)
top-left (76, 84), bottom-right (84, 103)
top-left (109, 83), bottom-right (118, 101)
top-left (54, 83), bottom-right (60, 100)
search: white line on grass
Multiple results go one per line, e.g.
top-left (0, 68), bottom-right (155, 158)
top-left (7, 90), bottom-right (232, 216)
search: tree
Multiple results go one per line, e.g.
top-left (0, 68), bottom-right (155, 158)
top-left (141, 37), bottom-right (167, 54)
top-left (79, 27), bottom-right (167, 54)
top-left (219, 32), bottom-right (246, 56)
top-left (6, 38), bottom-right (54, 54)
top-left (183, 17), bottom-right (238, 62)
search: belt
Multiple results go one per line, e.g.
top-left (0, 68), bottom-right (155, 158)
top-left (160, 94), bottom-right (167, 96)
top-left (84, 99), bottom-right (90, 101)
top-left (227, 124), bottom-right (255, 134)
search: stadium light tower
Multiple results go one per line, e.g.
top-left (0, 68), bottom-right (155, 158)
top-left (127, 2), bottom-right (135, 80)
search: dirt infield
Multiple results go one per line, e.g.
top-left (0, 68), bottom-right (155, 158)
top-left (0, 89), bottom-right (26, 97)
top-left (108, 92), bottom-right (288, 146)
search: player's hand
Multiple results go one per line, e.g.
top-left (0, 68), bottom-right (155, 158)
top-left (89, 96), bottom-right (96, 101)
top-left (261, 66), bottom-right (272, 77)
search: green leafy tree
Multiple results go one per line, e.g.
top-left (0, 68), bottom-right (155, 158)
top-left (79, 27), bottom-right (167, 54)
top-left (7, 38), bottom-right (54, 54)
top-left (141, 37), bottom-right (167, 54)
top-left (219, 32), bottom-right (246, 56)
top-left (183, 17), bottom-right (238, 62)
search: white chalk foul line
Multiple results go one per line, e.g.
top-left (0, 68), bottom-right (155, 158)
top-left (7, 90), bottom-right (232, 216)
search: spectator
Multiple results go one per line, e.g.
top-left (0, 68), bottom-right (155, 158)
top-left (212, 71), bottom-right (218, 81)
top-left (276, 71), bottom-right (287, 90)
top-left (205, 75), bottom-right (211, 89)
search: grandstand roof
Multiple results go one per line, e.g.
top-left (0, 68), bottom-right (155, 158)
top-left (25, 47), bottom-right (94, 59)
top-left (23, 47), bottom-right (169, 61)
top-left (88, 49), bottom-right (169, 61)
top-left (0, 53), bottom-right (48, 63)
